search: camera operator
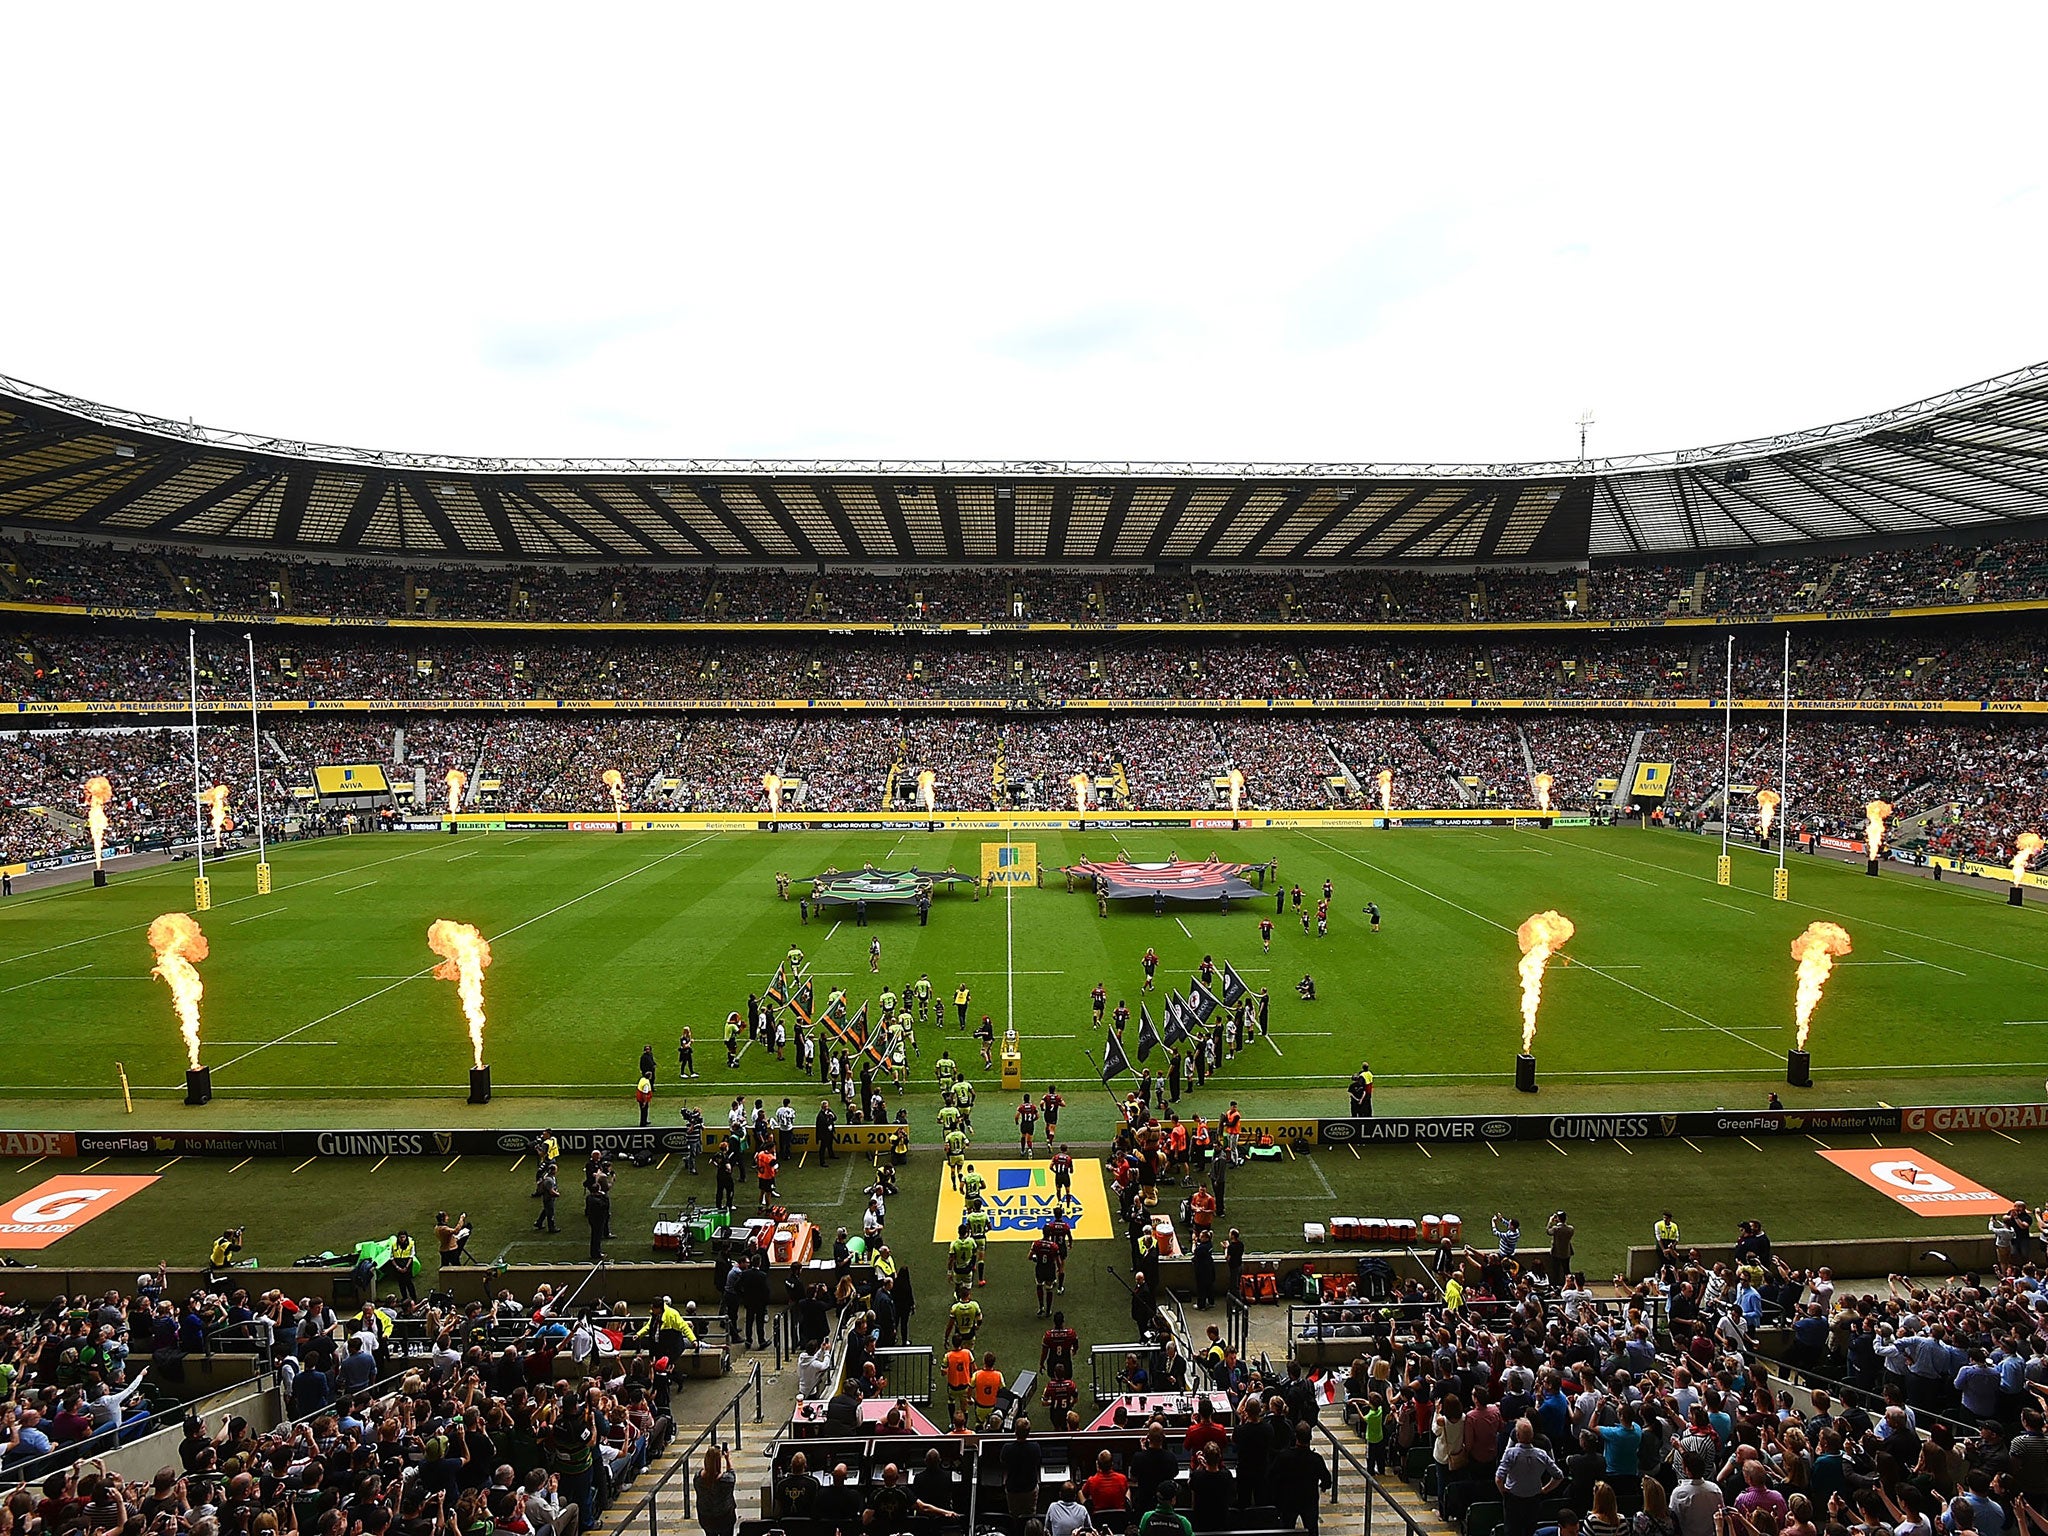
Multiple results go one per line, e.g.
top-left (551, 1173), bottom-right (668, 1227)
top-left (206, 1226), bottom-right (245, 1284)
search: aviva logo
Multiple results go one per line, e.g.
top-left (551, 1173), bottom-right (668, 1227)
top-left (980, 840), bottom-right (1039, 887)
top-left (932, 1156), bottom-right (1110, 1243)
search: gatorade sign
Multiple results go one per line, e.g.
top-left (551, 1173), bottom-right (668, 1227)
top-left (980, 841), bottom-right (1039, 887)
top-left (1817, 1149), bottom-right (2010, 1216)
top-left (0, 1175), bottom-right (157, 1248)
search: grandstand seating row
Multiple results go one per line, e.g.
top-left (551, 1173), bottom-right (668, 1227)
top-left (5, 529), bottom-right (2047, 624)
top-left (4, 712), bottom-right (2042, 866)
top-left (4, 620), bottom-right (2045, 703)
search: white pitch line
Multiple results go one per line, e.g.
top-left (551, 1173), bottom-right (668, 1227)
top-left (228, 1156), bottom-right (252, 1173)
top-left (1305, 1153), bottom-right (1336, 1196)
top-left (1613, 1139), bottom-right (1633, 1155)
top-left (213, 833), bottom-right (719, 1076)
top-left (1740, 1136), bottom-right (1764, 1152)
top-left (370, 1155), bottom-right (389, 1173)
top-left (824, 922), bottom-right (841, 943)
top-left (1703, 898), bottom-right (1756, 915)
top-left (1175, 918), bottom-right (1193, 939)
top-left (291, 1156), bottom-right (318, 1173)
top-left (1552, 835), bottom-right (2048, 976)
top-left (443, 1156), bottom-right (462, 1171)
top-left (14, 1156), bottom-right (45, 1173)
top-left (332, 881), bottom-right (379, 896)
top-left (1681, 1137), bottom-right (1703, 1153)
top-left (1415, 1141), bottom-right (1432, 1159)
top-left (82, 1156), bottom-right (110, 1172)
top-left (1886, 950), bottom-right (1967, 978)
top-left (0, 839), bottom-right (445, 964)
top-left (1993, 1128), bottom-right (2022, 1145)
top-left (447, 851), bottom-right (479, 862)
top-left (1547, 1140), bottom-right (1568, 1156)
top-left (0, 963), bottom-right (92, 994)
top-left (1483, 1141), bottom-right (1499, 1157)
top-left (154, 1156), bottom-right (181, 1173)
top-left (1614, 874), bottom-right (1660, 887)
top-left (1927, 1131), bottom-right (1955, 1147)
top-left (230, 907), bottom-right (287, 924)
top-left (1296, 830), bottom-right (1780, 1060)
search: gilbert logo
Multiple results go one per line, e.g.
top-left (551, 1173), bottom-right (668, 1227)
top-left (0, 1176), bottom-right (158, 1249)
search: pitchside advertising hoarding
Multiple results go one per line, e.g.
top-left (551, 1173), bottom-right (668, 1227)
top-left (1, 1103), bottom-right (2040, 1162)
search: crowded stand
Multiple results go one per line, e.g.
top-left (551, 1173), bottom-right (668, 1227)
top-left (9, 530), bottom-right (2048, 626)
top-left (7, 708), bottom-right (2048, 866)
top-left (0, 1267), bottom-right (683, 1531)
top-left (782, 716), bottom-right (903, 813)
top-left (1220, 720), bottom-right (1343, 809)
top-left (1521, 717), bottom-right (1640, 810)
top-left (1116, 715), bottom-right (1226, 811)
top-left (1649, 718), bottom-right (2048, 860)
top-left (6, 622), bottom-right (2048, 709)
top-left (1427, 715), bottom-right (1533, 807)
top-left (1320, 717), bottom-right (1459, 805)
top-left (997, 718), bottom-right (1123, 805)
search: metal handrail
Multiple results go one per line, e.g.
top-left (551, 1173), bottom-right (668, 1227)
top-left (1316, 1419), bottom-right (1431, 1536)
top-left (616, 1359), bottom-right (763, 1534)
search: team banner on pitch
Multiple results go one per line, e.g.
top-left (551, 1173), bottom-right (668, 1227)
top-left (1818, 1148), bottom-right (2012, 1216)
top-left (980, 841), bottom-right (1038, 887)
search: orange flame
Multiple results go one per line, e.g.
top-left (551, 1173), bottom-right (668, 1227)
top-left (601, 767), bottom-right (626, 818)
top-left (428, 919), bottom-right (493, 1070)
top-left (445, 768), bottom-right (467, 816)
top-left (147, 912), bottom-right (209, 1070)
top-left (1376, 769), bottom-right (1393, 813)
top-left (1756, 788), bottom-right (1781, 839)
top-left (917, 769), bottom-right (937, 814)
top-left (199, 784), bottom-right (231, 838)
top-left (2013, 832), bottom-right (2045, 886)
top-left (1532, 773), bottom-right (1553, 813)
top-left (1864, 800), bottom-right (1893, 857)
top-left (1515, 910), bottom-right (1574, 1054)
top-left (1070, 773), bottom-right (1090, 813)
top-left (763, 773), bottom-right (782, 815)
top-left (83, 776), bottom-right (113, 868)
top-left (1789, 920), bottom-right (1853, 1050)
top-left (1227, 768), bottom-right (1246, 815)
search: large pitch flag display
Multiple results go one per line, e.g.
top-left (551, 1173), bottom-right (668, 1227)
top-left (0, 1175), bottom-right (158, 1249)
top-left (932, 1159), bottom-right (1112, 1243)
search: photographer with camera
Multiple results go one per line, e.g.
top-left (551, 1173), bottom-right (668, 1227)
top-left (206, 1226), bottom-right (244, 1284)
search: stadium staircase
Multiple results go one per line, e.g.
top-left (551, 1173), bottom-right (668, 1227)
top-left (1611, 729), bottom-right (1649, 811)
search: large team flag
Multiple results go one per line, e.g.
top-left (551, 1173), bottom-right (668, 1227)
top-left (1159, 994), bottom-right (1191, 1048)
top-left (1137, 1003), bottom-right (1164, 1063)
top-left (1220, 962), bottom-right (1250, 1010)
top-left (1187, 976), bottom-right (1221, 1022)
top-left (1100, 1027), bottom-right (1133, 1083)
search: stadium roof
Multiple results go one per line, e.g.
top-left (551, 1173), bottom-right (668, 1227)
top-left (2, 362), bottom-right (2047, 564)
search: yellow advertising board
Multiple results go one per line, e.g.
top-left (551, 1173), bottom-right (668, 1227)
top-left (932, 1158), bottom-right (1111, 1244)
top-left (312, 763), bottom-right (391, 795)
top-left (980, 840), bottom-right (1039, 887)
top-left (1630, 762), bottom-right (1673, 798)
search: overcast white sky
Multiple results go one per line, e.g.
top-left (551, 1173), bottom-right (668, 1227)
top-left (4, 6), bottom-right (2046, 467)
